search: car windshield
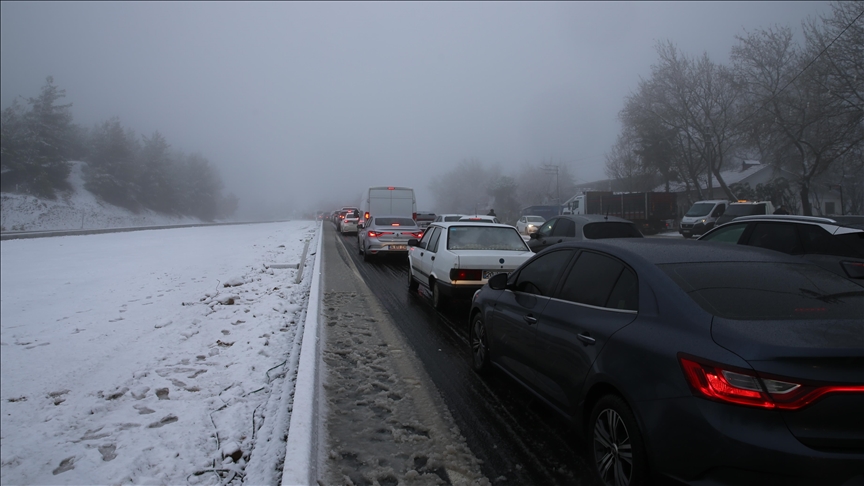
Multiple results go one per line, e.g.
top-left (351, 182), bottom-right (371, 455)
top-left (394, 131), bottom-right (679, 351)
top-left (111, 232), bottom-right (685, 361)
top-left (374, 217), bottom-right (416, 226)
top-left (527, 216), bottom-right (545, 223)
top-left (583, 222), bottom-right (643, 239)
top-left (447, 226), bottom-right (528, 251)
top-left (685, 202), bottom-right (716, 217)
top-left (660, 262), bottom-right (864, 320)
top-left (443, 216), bottom-right (463, 222)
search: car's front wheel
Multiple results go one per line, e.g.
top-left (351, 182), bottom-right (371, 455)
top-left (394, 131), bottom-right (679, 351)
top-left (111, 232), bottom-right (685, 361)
top-left (589, 394), bottom-right (648, 486)
top-left (470, 314), bottom-right (490, 374)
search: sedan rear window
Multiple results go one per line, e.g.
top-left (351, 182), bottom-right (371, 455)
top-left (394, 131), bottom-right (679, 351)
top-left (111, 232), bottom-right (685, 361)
top-left (447, 227), bottom-right (528, 251)
top-left (583, 222), bottom-right (643, 239)
top-left (374, 217), bottom-right (416, 226)
top-left (660, 262), bottom-right (864, 320)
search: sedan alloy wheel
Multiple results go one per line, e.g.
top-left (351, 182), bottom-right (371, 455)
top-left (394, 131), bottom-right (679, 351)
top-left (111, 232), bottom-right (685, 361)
top-left (470, 314), bottom-right (489, 374)
top-left (590, 395), bottom-right (646, 486)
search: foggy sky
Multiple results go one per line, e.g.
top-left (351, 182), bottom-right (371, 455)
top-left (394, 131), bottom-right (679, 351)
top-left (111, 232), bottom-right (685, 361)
top-left (1, 1), bottom-right (830, 219)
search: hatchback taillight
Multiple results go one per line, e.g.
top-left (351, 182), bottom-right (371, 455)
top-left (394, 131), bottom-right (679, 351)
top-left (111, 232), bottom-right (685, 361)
top-left (679, 355), bottom-right (864, 410)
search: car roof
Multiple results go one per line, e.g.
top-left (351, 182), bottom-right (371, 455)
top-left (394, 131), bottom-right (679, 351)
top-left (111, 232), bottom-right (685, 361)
top-left (430, 222), bottom-right (516, 229)
top-left (709, 215), bottom-right (864, 234)
top-left (550, 214), bottom-right (635, 224)
top-left (730, 214), bottom-right (858, 226)
top-left (544, 238), bottom-right (805, 266)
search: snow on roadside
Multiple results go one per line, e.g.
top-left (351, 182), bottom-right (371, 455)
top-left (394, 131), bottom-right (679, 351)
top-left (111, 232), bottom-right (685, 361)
top-left (0, 221), bottom-right (318, 485)
top-left (1, 161), bottom-right (207, 232)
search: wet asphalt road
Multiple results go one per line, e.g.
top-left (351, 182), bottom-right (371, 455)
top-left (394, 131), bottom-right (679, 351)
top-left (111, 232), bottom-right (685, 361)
top-left (327, 224), bottom-right (600, 486)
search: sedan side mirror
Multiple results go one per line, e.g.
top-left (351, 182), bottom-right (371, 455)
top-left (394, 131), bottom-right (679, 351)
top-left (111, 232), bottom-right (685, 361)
top-left (529, 232), bottom-right (539, 240)
top-left (487, 272), bottom-right (509, 290)
top-left (408, 239), bottom-right (420, 247)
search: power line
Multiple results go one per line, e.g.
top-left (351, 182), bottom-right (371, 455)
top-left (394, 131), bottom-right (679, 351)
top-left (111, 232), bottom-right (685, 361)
top-left (735, 6), bottom-right (864, 130)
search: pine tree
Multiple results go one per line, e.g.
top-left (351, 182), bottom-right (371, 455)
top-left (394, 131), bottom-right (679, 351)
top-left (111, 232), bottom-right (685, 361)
top-left (0, 76), bottom-right (74, 197)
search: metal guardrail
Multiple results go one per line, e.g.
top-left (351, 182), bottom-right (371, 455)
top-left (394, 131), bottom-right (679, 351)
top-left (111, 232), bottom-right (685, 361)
top-left (0, 220), bottom-right (296, 241)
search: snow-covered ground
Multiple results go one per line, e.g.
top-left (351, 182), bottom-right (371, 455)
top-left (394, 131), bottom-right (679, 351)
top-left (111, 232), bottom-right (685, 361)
top-left (1, 161), bottom-right (209, 233)
top-left (0, 220), bottom-right (319, 485)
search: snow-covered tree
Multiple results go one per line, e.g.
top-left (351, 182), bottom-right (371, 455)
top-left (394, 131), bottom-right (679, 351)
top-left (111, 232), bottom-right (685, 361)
top-left (0, 76), bottom-right (74, 197)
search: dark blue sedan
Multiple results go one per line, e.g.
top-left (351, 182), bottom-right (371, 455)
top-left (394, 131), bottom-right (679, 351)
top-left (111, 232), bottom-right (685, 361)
top-left (468, 238), bottom-right (864, 486)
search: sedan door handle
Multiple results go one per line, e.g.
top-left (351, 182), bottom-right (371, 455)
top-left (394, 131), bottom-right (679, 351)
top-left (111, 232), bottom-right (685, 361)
top-left (523, 315), bottom-right (537, 325)
top-left (578, 333), bottom-right (596, 345)
top-left (431, 256), bottom-right (435, 261)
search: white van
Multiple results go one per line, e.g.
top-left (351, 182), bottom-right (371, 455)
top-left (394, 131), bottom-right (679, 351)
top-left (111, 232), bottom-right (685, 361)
top-left (714, 200), bottom-right (775, 227)
top-left (679, 200), bottom-right (729, 238)
top-left (361, 186), bottom-right (417, 222)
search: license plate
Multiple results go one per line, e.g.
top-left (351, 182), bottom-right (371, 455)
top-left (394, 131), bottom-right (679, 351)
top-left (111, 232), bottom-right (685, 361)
top-left (389, 245), bottom-right (407, 250)
top-left (483, 270), bottom-right (504, 280)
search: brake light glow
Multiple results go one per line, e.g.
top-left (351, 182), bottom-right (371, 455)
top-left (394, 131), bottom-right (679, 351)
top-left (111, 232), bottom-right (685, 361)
top-left (450, 269), bottom-right (482, 281)
top-left (368, 231), bottom-right (393, 238)
top-left (841, 261), bottom-right (864, 279)
top-left (410, 232), bottom-right (424, 238)
top-left (364, 211), bottom-right (370, 219)
top-left (679, 355), bottom-right (864, 410)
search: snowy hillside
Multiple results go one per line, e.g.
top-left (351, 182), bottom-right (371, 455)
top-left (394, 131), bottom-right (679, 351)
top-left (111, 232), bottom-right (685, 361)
top-left (1, 161), bottom-right (206, 232)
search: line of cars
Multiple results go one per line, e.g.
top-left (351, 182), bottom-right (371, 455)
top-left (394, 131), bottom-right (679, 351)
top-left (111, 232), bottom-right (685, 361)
top-left (400, 211), bottom-right (863, 484)
top-left (328, 197), bottom-right (863, 484)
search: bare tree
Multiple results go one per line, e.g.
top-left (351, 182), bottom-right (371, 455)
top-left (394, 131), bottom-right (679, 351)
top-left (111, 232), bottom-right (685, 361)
top-left (619, 43), bottom-right (740, 199)
top-left (732, 19), bottom-right (863, 215)
top-left (604, 131), bottom-right (657, 192)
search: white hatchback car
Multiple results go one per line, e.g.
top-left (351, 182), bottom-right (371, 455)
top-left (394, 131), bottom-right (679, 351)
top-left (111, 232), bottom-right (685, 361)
top-left (407, 222), bottom-right (535, 308)
top-left (516, 215), bottom-right (546, 235)
top-left (340, 214), bottom-right (359, 234)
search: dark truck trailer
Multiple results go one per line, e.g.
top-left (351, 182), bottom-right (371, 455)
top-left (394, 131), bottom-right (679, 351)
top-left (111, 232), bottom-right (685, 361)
top-left (600, 192), bottom-right (677, 234)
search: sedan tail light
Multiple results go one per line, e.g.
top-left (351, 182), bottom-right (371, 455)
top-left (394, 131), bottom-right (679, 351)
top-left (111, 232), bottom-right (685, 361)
top-left (410, 232), bottom-right (424, 238)
top-left (841, 261), bottom-right (864, 279)
top-left (450, 269), bottom-right (482, 281)
top-left (367, 231), bottom-right (393, 238)
top-left (679, 355), bottom-right (864, 410)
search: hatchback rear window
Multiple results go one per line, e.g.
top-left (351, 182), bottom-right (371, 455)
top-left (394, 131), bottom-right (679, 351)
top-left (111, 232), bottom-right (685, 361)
top-left (660, 262), bottom-right (864, 320)
top-left (583, 222), bottom-right (643, 239)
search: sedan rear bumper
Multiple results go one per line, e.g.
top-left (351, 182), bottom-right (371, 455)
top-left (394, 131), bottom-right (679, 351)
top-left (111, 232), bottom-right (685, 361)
top-left (435, 280), bottom-right (484, 299)
top-left (638, 396), bottom-right (864, 485)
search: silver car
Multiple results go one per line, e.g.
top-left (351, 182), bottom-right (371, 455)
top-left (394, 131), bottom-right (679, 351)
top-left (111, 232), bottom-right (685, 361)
top-left (358, 215), bottom-right (424, 262)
